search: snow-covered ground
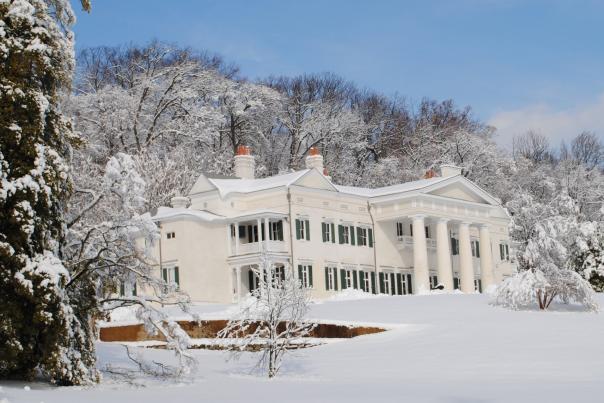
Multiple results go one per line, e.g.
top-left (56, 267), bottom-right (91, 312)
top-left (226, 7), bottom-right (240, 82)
top-left (2, 293), bottom-right (604, 403)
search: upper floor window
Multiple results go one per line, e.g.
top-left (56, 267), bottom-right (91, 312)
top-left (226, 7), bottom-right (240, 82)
top-left (357, 227), bottom-right (368, 246)
top-left (396, 222), bottom-right (404, 238)
top-left (295, 218), bottom-right (310, 241)
top-left (272, 265), bottom-right (285, 287)
top-left (322, 222), bottom-right (335, 243)
top-left (338, 224), bottom-right (356, 245)
top-left (166, 232), bottom-right (176, 239)
top-left (471, 240), bottom-right (480, 258)
top-left (499, 243), bottom-right (510, 261)
top-left (269, 221), bottom-right (284, 241)
top-left (451, 237), bottom-right (459, 255)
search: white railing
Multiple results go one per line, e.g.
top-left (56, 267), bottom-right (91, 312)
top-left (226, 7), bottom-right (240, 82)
top-left (230, 240), bottom-right (287, 256)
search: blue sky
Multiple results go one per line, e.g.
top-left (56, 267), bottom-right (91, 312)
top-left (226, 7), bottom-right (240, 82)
top-left (73, 0), bottom-right (604, 147)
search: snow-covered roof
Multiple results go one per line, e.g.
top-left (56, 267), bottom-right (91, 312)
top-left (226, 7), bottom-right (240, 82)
top-left (335, 176), bottom-right (451, 198)
top-left (207, 169), bottom-right (311, 197)
top-left (152, 207), bottom-right (224, 222)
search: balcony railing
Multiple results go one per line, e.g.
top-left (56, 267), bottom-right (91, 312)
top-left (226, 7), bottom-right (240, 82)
top-left (396, 235), bottom-right (436, 249)
top-left (230, 240), bottom-right (288, 256)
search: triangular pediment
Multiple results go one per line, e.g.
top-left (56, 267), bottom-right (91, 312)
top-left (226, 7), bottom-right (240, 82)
top-left (188, 173), bottom-right (217, 195)
top-left (292, 169), bottom-right (338, 192)
top-left (425, 179), bottom-right (497, 205)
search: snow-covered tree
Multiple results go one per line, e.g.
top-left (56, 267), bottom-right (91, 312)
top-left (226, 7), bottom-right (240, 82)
top-left (568, 221), bottom-right (604, 291)
top-left (493, 193), bottom-right (599, 311)
top-left (219, 254), bottom-right (313, 378)
top-left (0, 0), bottom-right (98, 384)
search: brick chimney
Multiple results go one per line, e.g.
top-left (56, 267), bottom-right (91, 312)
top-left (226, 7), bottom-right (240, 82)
top-left (305, 147), bottom-right (324, 172)
top-left (234, 145), bottom-right (255, 179)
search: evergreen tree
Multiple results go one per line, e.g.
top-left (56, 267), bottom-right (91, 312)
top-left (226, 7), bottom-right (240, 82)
top-left (0, 0), bottom-right (96, 384)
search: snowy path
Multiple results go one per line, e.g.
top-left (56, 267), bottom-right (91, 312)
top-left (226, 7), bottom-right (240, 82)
top-left (2, 294), bottom-right (603, 403)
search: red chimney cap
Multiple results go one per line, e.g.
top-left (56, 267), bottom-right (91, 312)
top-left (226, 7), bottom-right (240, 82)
top-left (236, 145), bottom-right (251, 156)
top-left (309, 146), bottom-right (320, 156)
top-left (323, 167), bottom-right (329, 176)
top-left (423, 169), bottom-right (437, 179)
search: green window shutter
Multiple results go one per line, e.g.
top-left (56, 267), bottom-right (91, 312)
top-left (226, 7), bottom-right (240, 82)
top-left (368, 228), bottom-right (374, 247)
top-left (278, 221), bottom-right (284, 241)
top-left (295, 219), bottom-right (301, 240)
top-left (322, 223), bottom-right (327, 242)
top-left (305, 220), bottom-right (310, 240)
top-left (334, 268), bottom-right (339, 290)
top-left (330, 223), bottom-right (335, 243)
top-left (338, 225), bottom-right (344, 244)
top-left (162, 268), bottom-right (168, 282)
top-left (350, 226), bottom-right (356, 245)
top-left (340, 269), bottom-right (347, 290)
top-left (371, 272), bottom-right (376, 294)
top-left (390, 273), bottom-right (395, 295)
top-left (379, 272), bottom-right (385, 294)
top-left (119, 282), bottom-right (125, 296)
top-left (410, 224), bottom-right (413, 237)
top-left (360, 271), bottom-right (366, 292)
top-left (476, 241), bottom-right (480, 258)
top-left (407, 274), bottom-right (413, 294)
top-left (133, 282), bottom-right (137, 297)
top-left (505, 244), bottom-right (509, 259)
top-left (353, 270), bottom-right (358, 289)
top-left (174, 267), bottom-right (180, 287)
top-left (396, 273), bottom-right (403, 295)
top-left (248, 270), bottom-right (255, 291)
top-left (357, 227), bottom-right (362, 246)
top-left (325, 267), bottom-right (329, 290)
top-left (499, 244), bottom-right (504, 260)
top-left (298, 265), bottom-right (303, 282)
top-left (308, 265), bottom-right (313, 287)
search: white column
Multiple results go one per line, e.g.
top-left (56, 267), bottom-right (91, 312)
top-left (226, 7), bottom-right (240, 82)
top-left (236, 266), bottom-right (242, 302)
top-left (458, 222), bottom-right (475, 293)
top-left (256, 218), bottom-right (262, 252)
top-left (412, 215), bottom-right (430, 294)
top-left (479, 224), bottom-right (495, 292)
top-left (234, 222), bottom-right (240, 255)
top-left (263, 217), bottom-right (270, 251)
top-left (436, 218), bottom-right (454, 291)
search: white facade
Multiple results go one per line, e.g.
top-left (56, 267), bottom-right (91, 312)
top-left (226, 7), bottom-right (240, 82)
top-left (143, 152), bottom-right (516, 303)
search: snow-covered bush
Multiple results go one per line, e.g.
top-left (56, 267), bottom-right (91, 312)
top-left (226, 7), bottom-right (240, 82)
top-left (219, 254), bottom-right (313, 378)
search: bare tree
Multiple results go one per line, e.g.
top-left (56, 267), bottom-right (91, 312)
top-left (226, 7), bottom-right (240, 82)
top-left (513, 130), bottom-right (553, 163)
top-left (570, 131), bottom-right (603, 168)
top-left (218, 254), bottom-right (313, 378)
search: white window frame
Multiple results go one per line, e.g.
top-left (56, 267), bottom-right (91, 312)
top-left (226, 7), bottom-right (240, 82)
top-left (323, 222), bottom-right (332, 243)
top-left (342, 226), bottom-right (350, 244)
top-left (326, 267), bottom-right (337, 290)
top-left (383, 272), bottom-right (391, 294)
top-left (272, 265), bottom-right (285, 286)
top-left (270, 221), bottom-right (281, 241)
top-left (166, 231), bottom-right (175, 239)
top-left (299, 220), bottom-right (307, 241)
top-left (500, 242), bottom-right (510, 261)
top-left (345, 270), bottom-right (353, 288)
top-left (396, 222), bottom-right (404, 238)
top-left (161, 266), bottom-right (179, 290)
top-left (300, 264), bottom-right (312, 288)
top-left (363, 271), bottom-right (370, 292)
top-left (358, 227), bottom-right (368, 246)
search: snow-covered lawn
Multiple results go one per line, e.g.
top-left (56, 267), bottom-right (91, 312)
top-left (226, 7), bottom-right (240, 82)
top-left (2, 293), bottom-right (604, 403)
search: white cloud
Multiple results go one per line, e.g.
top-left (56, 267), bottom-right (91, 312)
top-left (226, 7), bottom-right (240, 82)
top-left (488, 93), bottom-right (604, 149)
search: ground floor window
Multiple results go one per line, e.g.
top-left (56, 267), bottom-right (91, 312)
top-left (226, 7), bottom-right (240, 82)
top-left (360, 271), bottom-right (371, 292)
top-left (161, 266), bottom-right (180, 290)
top-left (119, 279), bottom-right (137, 297)
top-left (396, 273), bottom-right (413, 295)
top-left (298, 264), bottom-right (313, 288)
top-left (453, 276), bottom-right (460, 290)
top-left (272, 265), bottom-right (285, 286)
top-left (379, 272), bottom-right (395, 295)
top-left (430, 275), bottom-right (439, 289)
top-left (474, 279), bottom-right (482, 292)
top-left (325, 267), bottom-right (338, 290)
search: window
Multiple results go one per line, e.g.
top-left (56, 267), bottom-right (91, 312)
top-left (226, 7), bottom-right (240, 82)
top-left (161, 266), bottom-right (180, 290)
top-left (500, 243), bottom-right (510, 261)
top-left (396, 222), bottom-right (404, 238)
top-left (453, 276), bottom-right (460, 290)
top-left (471, 240), bottom-right (480, 258)
top-left (425, 226), bottom-right (431, 239)
top-left (357, 227), bottom-right (367, 246)
top-left (396, 273), bottom-right (413, 295)
top-left (360, 271), bottom-right (370, 292)
top-left (451, 237), bottom-right (459, 255)
top-left (430, 275), bottom-right (439, 289)
top-left (166, 231), bottom-right (176, 239)
top-left (297, 264), bottom-right (313, 288)
top-left (338, 225), bottom-right (357, 245)
top-left (379, 272), bottom-right (392, 295)
top-left (269, 221), bottom-right (284, 241)
top-left (119, 279), bottom-right (137, 297)
top-left (272, 265), bottom-right (285, 286)
top-left (296, 219), bottom-right (310, 241)
top-left (322, 222), bottom-right (335, 243)
top-left (474, 279), bottom-right (482, 292)
top-left (324, 267), bottom-right (338, 291)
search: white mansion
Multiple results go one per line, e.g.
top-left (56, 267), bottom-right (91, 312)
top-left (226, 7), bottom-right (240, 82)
top-left (145, 146), bottom-right (515, 303)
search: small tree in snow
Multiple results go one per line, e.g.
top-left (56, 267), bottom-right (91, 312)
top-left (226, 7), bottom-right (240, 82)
top-left (493, 193), bottom-right (599, 312)
top-left (219, 254), bottom-right (313, 378)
